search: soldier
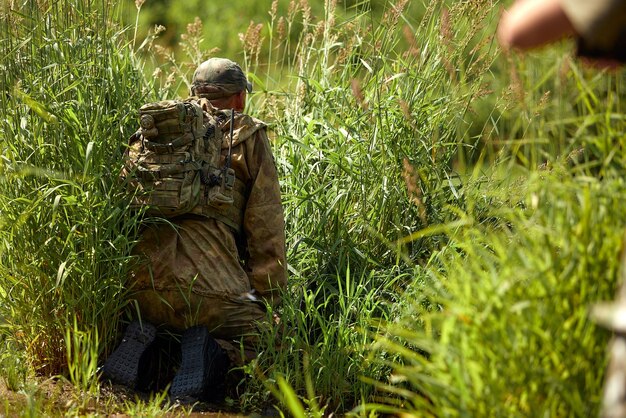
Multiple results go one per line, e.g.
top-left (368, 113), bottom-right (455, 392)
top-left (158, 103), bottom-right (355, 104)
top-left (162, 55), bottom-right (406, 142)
top-left (103, 58), bottom-right (287, 402)
top-left (498, 1), bottom-right (625, 416)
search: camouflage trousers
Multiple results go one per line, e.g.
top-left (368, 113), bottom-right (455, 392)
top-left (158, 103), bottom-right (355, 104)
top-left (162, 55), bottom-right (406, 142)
top-left (129, 216), bottom-right (271, 366)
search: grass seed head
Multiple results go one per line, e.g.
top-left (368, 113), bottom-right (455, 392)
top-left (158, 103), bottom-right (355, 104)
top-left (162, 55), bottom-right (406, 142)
top-left (277, 17), bottom-right (286, 42)
top-left (402, 158), bottom-right (427, 225)
top-left (240, 21), bottom-right (264, 60)
top-left (402, 25), bottom-right (420, 58)
top-left (351, 79), bottom-right (367, 110)
top-left (301, 0), bottom-right (311, 28)
top-left (382, 0), bottom-right (408, 29)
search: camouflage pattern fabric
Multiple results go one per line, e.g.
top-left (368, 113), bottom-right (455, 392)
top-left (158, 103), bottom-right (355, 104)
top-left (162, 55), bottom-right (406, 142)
top-left (562, 0), bottom-right (626, 62)
top-left (130, 111), bottom-right (286, 365)
top-left (124, 98), bottom-right (225, 219)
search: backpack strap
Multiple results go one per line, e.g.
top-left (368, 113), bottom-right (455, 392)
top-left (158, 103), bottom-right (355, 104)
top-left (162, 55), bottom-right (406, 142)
top-left (143, 133), bottom-right (196, 154)
top-left (190, 176), bottom-right (247, 233)
top-left (136, 161), bottom-right (203, 180)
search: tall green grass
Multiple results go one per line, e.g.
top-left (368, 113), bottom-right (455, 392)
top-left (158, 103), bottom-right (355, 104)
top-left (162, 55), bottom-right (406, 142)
top-left (0, 0), bottom-right (501, 413)
top-left (234, 0), bottom-right (624, 415)
top-left (0, 0), bottom-right (150, 390)
top-left (229, 0), bottom-right (500, 414)
top-left (243, 0), bottom-right (499, 280)
top-left (362, 11), bottom-right (626, 418)
top-left (470, 44), bottom-right (626, 172)
top-left (368, 168), bottom-right (625, 417)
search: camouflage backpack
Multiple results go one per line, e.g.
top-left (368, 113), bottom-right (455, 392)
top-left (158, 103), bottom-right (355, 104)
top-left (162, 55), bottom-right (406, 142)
top-left (124, 98), bottom-right (239, 224)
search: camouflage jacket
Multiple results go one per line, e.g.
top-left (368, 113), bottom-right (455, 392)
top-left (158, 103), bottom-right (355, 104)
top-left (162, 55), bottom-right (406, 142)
top-left (131, 111), bottom-right (287, 308)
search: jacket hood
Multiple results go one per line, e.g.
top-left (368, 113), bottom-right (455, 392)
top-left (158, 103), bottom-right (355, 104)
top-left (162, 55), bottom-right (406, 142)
top-left (219, 111), bottom-right (266, 149)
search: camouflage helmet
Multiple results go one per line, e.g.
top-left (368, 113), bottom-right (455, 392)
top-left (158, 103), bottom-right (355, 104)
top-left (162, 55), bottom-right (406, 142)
top-left (191, 58), bottom-right (253, 99)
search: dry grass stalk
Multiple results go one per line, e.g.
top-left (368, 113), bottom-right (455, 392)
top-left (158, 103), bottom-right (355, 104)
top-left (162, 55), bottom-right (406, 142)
top-left (466, 34), bottom-right (494, 78)
top-left (239, 21), bottom-right (265, 65)
top-left (287, 0), bottom-right (299, 23)
top-left (440, 8), bottom-right (456, 81)
top-left (277, 17), bottom-right (286, 43)
top-left (382, 0), bottom-right (409, 29)
top-left (402, 25), bottom-right (420, 59)
top-left (534, 91), bottom-right (551, 117)
top-left (325, 0), bottom-right (337, 33)
top-left (336, 22), bottom-right (359, 66)
top-left (300, 0), bottom-right (311, 29)
top-left (402, 158), bottom-right (428, 225)
top-left (351, 79), bottom-right (368, 110)
top-left (505, 51), bottom-right (526, 105)
top-left (180, 17), bottom-right (207, 65)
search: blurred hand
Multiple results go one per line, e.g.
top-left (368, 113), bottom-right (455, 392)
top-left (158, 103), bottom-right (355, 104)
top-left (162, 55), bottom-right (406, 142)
top-left (497, 0), bottom-right (576, 51)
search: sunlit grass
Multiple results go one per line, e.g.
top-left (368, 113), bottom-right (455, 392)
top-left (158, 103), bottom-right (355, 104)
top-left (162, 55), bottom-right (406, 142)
top-left (0, 0), bottom-right (151, 394)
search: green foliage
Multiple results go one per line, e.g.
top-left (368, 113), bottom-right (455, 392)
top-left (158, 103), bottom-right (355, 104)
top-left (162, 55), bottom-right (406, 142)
top-left (242, 268), bottom-right (403, 413)
top-left (139, 0), bottom-right (498, 413)
top-left (0, 0), bottom-right (152, 380)
top-left (370, 169), bottom-right (624, 417)
top-left (467, 43), bottom-right (626, 171)
top-left (247, 0), bottom-right (498, 278)
top-left (129, 0), bottom-right (421, 68)
top-left (0, 336), bottom-right (28, 391)
top-left (363, 19), bottom-right (625, 415)
top-left (65, 316), bottom-right (99, 394)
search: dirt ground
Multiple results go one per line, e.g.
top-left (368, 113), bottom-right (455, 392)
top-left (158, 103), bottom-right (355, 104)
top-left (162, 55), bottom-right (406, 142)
top-left (0, 378), bottom-right (255, 417)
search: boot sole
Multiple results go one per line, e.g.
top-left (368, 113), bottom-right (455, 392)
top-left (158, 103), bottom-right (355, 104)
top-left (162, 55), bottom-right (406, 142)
top-left (169, 326), bottom-right (222, 400)
top-left (102, 320), bottom-right (157, 388)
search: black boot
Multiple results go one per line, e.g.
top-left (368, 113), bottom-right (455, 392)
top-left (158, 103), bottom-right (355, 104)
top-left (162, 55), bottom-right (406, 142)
top-left (101, 320), bottom-right (157, 389)
top-left (169, 325), bottom-right (229, 402)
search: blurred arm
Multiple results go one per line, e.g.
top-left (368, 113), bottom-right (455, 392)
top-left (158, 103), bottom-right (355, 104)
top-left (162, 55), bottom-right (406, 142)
top-left (498, 0), bottom-right (576, 51)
